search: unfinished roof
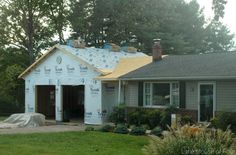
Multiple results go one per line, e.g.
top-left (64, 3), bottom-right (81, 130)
top-left (19, 44), bottom-right (147, 78)
top-left (121, 52), bottom-right (236, 80)
top-left (96, 56), bottom-right (152, 81)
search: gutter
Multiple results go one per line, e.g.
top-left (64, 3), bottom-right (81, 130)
top-left (120, 76), bottom-right (236, 81)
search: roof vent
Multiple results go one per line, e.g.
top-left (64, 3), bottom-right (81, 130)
top-left (103, 43), bottom-right (120, 52)
top-left (67, 37), bottom-right (86, 48)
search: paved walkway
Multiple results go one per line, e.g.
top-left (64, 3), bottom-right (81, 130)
top-left (0, 121), bottom-right (86, 135)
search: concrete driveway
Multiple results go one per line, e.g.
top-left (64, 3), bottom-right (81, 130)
top-left (0, 121), bottom-right (86, 135)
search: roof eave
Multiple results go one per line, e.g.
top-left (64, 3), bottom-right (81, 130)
top-left (120, 76), bottom-right (236, 81)
top-left (18, 44), bottom-right (59, 79)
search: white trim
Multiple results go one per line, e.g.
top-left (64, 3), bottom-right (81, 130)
top-left (197, 81), bottom-right (216, 122)
top-left (143, 81), bottom-right (179, 107)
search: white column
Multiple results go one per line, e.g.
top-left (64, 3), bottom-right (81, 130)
top-left (55, 85), bottom-right (63, 122)
top-left (118, 80), bottom-right (121, 105)
top-left (25, 81), bottom-right (36, 113)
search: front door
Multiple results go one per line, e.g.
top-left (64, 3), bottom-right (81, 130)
top-left (198, 83), bottom-right (215, 122)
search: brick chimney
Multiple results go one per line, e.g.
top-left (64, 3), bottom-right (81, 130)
top-left (152, 39), bottom-right (162, 62)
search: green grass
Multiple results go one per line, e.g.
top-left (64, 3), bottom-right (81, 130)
top-left (0, 131), bottom-right (148, 155)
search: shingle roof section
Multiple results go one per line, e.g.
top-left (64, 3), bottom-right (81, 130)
top-left (121, 52), bottom-right (236, 80)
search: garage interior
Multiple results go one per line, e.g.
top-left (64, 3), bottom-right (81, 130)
top-left (63, 85), bottom-right (85, 122)
top-left (36, 85), bottom-right (55, 118)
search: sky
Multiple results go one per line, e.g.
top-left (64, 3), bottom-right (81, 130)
top-left (196, 0), bottom-right (236, 41)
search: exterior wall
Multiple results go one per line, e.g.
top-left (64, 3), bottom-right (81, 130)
top-left (185, 80), bottom-right (236, 112)
top-left (216, 81), bottom-right (236, 112)
top-left (24, 49), bottom-right (103, 124)
top-left (102, 82), bottom-right (118, 121)
top-left (123, 80), bottom-right (236, 122)
top-left (102, 81), bottom-right (126, 121)
top-left (185, 81), bottom-right (198, 110)
top-left (125, 81), bottom-right (139, 107)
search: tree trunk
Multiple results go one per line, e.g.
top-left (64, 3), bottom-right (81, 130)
top-left (27, 0), bottom-right (34, 64)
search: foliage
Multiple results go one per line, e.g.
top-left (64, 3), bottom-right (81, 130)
top-left (146, 110), bottom-right (161, 129)
top-left (128, 109), bottom-right (148, 126)
top-left (180, 115), bottom-right (194, 125)
top-left (211, 112), bottom-right (236, 133)
top-left (144, 125), bottom-right (236, 155)
top-left (128, 106), bottom-right (177, 130)
top-left (150, 126), bottom-right (163, 137)
top-left (99, 124), bottom-right (114, 132)
top-left (0, 132), bottom-right (148, 155)
top-left (160, 105), bottom-right (178, 129)
top-left (141, 124), bottom-right (150, 130)
top-left (42, 0), bottom-right (70, 43)
top-left (109, 104), bottom-right (126, 124)
top-left (0, 0), bottom-right (55, 64)
top-left (0, 61), bottom-right (25, 114)
top-left (85, 126), bottom-right (94, 131)
top-left (113, 124), bottom-right (129, 134)
top-left (130, 126), bottom-right (146, 136)
top-left (212, 0), bottom-right (227, 21)
top-left (68, 0), bottom-right (234, 54)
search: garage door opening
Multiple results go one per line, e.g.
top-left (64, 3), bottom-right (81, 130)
top-left (63, 85), bottom-right (84, 122)
top-left (36, 85), bottom-right (55, 119)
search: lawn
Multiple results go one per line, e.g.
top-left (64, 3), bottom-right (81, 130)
top-left (0, 131), bottom-right (148, 155)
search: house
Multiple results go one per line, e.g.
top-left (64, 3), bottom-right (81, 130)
top-left (18, 43), bottom-right (148, 124)
top-left (120, 40), bottom-right (236, 122)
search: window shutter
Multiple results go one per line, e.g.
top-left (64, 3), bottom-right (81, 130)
top-left (138, 82), bottom-right (143, 107)
top-left (179, 81), bottom-right (186, 108)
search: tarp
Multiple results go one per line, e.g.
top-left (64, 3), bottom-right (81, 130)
top-left (0, 113), bottom-right (45, 129)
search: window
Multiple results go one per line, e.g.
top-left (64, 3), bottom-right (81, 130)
top-left (144, 82), bottom-right (179, 107)
top-left (144, 83), bottom-right (151, 106)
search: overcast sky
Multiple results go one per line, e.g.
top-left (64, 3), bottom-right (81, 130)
top-left (197, 0), bottom-right (236, 41)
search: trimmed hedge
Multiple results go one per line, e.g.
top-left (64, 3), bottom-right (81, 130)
top-left (99, 124), bottom-right (114, 132)
top-left (130, 126), bottom-right (146, 136)
top-left (85, 126), bottom-right (94, 131)
top-left (113, 124), bottom-right (129, 134)
top-left (150, 126), bottom-right (163, 137)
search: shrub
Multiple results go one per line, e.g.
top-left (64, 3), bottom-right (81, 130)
top-left (144, 125), bottom-right (236, 155)
top-left (85, 126), bottom-right (94, 131)
top-left (109, 104), bottom-right (126, 124)
top-left (113, 124), bottom-right (129, 134)
top-left (160, 105), bottom-right (177, 129)
top-left (180, 115), bottom-right (194, 125)
top-left (130, 126), bottom-right (146, 136)
top-left (99, 124), bottom-right (114, 132)
top-left (128, 109), bottom-right (148, 126)
top-left (150, 126), bottom-right (163, 137)
top-left (146, 110), bottom-right (161, 129)
top-left (211, 112), bottom-right (236, 133)
top-left (141, 124), bottom-right (150, 130)
top-left (127, 106), bottom-right (177, 130)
